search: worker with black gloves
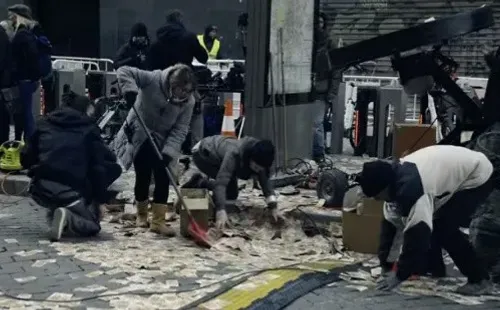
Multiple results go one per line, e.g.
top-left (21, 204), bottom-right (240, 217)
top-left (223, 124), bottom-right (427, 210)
top-left (21, 92), bottom-right (122, 241)
top-left (378, 202), bottom-right (446, 278)
top-left (111, 64), bottom-right (196, 237)
top-left (183, 135), bottom-right (282, 230)
top-left (358, 145), bottom-right (494, 296)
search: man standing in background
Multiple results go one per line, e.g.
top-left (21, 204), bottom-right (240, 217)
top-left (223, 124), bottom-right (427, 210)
top-left (148, 10), bottom-right (208, 70)
top-left (312, 12), bottom-right (342, 162)
top-left (197, 25), bottom-right (224, 60)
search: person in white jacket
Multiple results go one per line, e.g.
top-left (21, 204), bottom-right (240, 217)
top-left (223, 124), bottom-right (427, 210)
top-left (358, 145), bottom-right (494, 296)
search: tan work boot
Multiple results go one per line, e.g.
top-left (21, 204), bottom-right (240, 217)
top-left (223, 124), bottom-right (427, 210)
top-left (150, 203), bottom-right (176, 237)
top-left (135, 200), bottom-right (149, 228)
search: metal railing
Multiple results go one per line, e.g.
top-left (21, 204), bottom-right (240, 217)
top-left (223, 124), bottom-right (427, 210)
top-left (51, 56), bottom-right (115, 72)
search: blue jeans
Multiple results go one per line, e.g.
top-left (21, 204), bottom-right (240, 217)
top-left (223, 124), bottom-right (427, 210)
top-left (312, 99), bottom-right (328, 158)
top-left (18, 80), bottom-right (37, 140)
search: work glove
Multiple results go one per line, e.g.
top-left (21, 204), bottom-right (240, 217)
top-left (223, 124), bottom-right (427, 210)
top-left (376, 271), bottom-right (402, 291)
top-left (215, 209), bottom-right (228, 231)
top-left (162, 153), bottom-right (172, 165)
top-left (124, 91), bottom-right (138, 108)
top-left (266, 195), bottom-right (285, 225)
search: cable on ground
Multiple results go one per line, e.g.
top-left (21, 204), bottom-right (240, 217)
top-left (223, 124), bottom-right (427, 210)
top-left (0, 171), bottom-right (29, 204)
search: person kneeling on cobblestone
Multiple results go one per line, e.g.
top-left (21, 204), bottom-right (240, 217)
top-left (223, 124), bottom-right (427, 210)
top-left (21, 92), bottom-right (122, 241)
top-left (184, 135), bottom-right (282, 230)
top-left (358, 145), bottom-right (494, 296)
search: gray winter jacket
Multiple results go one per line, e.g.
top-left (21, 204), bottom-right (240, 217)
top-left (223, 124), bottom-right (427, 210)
top-left (111, 65), bottom-right (195, 170)
top-left (193, 135), bottom-right (275, 211)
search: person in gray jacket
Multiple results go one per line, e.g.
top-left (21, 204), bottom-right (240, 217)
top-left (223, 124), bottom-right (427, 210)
top-left (184, 135), bottom-right (280, 229)
top-left (112, 64), bottom-right (196, 237)
top-left (358, 145), bottom-right (494, 295)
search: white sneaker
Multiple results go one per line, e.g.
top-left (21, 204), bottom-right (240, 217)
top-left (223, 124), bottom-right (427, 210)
top-left (50, 208), bottom-right (67, 241)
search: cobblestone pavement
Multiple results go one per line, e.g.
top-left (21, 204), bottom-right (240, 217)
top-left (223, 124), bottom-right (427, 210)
top-left (2, 194), bottom-right (500, 310)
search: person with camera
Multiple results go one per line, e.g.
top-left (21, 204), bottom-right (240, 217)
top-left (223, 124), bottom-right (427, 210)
top-left (114, 23), bottom-right (150, 70)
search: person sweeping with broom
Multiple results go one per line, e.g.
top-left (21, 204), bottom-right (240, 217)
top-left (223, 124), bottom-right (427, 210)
top-left (112, 64), bottom-right (196, 237)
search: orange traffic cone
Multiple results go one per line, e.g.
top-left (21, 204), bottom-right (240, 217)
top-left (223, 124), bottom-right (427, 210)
top-left (221, 99), bottom-right (236, 137)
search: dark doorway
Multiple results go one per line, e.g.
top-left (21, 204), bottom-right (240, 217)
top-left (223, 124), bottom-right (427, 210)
top-left (29, 0), bottom-right (100, 57)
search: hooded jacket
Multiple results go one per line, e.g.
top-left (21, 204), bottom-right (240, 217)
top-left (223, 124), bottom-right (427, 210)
top-left (193, 135), bottom-right (275, 211)
top-left (198, 25), bottom-right (223, 59)
top-left (111, 65), bottom-right (195, 170)
top-left (148, 21), bottom-right (208, 70)
top-left (114, 23), bottom-right (150, 70)
top-left (378, 145), bottom-right (493, 281)
top-left (21, 107), bottom-right (121, 203)
top-left (11, 24), bottom-right (39, 81)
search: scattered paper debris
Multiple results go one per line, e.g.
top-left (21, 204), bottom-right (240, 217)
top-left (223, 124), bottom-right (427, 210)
top-left (32, 259), bottom-right (57, 268)
top-left (47, 292), bottom-right (74, 301)
top-left (74, 285), bottom-right (108, 293)
top-left (14, 276), bottom-right (36, 283)
top-left (15, 250), bottom-right (44, 257)
top-left (346, 285), bottom-right (368, 292)
top-left (370, 267), bottom-right (382, 278)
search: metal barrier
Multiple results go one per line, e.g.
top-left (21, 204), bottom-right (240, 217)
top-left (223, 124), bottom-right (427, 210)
top-left (51, 56), bottom-right (115, 72)
top-left (193, 59), bottom-right (245, 77)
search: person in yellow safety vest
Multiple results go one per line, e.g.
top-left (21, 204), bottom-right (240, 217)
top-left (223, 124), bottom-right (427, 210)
top-left (197, 25), bottom-right (223, 60)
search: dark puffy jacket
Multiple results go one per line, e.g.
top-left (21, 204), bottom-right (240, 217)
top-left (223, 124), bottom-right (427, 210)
top-left (194, 136), bottom-right (275, 210)
top-left (148, 21), bottom-right (208, 70)
top-left (0, 26), bottom-right (12, 88)
top-left (21, 107), bottom-right (122, 203)
top-left (114, 23), bottom-right (150, 70)
top-left (11, 25), bottom-right (39, 81)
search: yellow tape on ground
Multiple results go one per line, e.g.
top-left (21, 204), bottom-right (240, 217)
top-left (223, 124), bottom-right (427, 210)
top-left (199, 260), bottom-right (350, 310)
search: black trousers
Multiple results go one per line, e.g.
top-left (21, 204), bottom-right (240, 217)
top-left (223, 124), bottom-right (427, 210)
top-left (133, 141), bottom-right (169, 203)
top-left (433, 181), bottom-right (493, 283)
top-left (0, 101), bottom-right (9, 144)
top-left (31, 179), bottom-right (101, 237)
top-left (13, 112), bottom-right (23, 141)
top-left (192, 151), bottom-right (239, 200)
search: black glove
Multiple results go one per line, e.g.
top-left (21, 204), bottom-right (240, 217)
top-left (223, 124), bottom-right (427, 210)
top-left (124, 91), bottom-right (138, 108)
top-left (376, 271), bottom-right (402, 291)
top-left (162, 153), bottom-right (172, 165)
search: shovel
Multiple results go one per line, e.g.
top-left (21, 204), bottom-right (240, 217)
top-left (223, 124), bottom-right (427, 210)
top-left (130, 104), bottom-right (213, 248)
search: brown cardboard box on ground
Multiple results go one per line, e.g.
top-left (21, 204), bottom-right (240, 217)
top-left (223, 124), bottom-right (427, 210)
top-left (343, 199), bottom-right (384, 254)
top-left (357, 198), bottom-right (384, 217)
top-left (392, 123), bottom-right (436, 158)
top-left (178, 188), bottom-right (210, 238)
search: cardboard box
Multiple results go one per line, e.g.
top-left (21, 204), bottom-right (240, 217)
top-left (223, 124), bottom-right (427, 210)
top-left (342, 211), bottom-right (383, 254)
top-left (179, 188), bottom-right (210, 238)
top-left (392, 123), bottom-right (436, 158)
top-left (357, 198), bottom-right (384, 217)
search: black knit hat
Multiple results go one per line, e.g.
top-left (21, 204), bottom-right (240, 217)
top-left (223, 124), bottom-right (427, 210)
top-left (358, 160), bottom-right (396, 197)
top-left (8, 4), bottom-right (32, 20)
top-left (249, 140), bottom-right (275, 168)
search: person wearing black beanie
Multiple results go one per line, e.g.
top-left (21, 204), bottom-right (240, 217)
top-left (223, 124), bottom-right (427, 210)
top-left (185, 135), bottom-right (281, 230)
top-left (359, 145), bottom-right (494, 296)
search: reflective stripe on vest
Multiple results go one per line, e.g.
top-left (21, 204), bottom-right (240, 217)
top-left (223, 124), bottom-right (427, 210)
top-left (197, 35), bottom-right (220, 59)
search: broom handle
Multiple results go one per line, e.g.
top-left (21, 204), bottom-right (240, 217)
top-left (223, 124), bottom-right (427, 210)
top-left (131, 105), bottom-right (193, 217)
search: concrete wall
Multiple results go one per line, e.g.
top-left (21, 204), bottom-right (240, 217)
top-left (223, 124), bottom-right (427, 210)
top-left (251, 105), bottom-right (316, 167)
top-left (99, 0), bottom-right (247, 59)
top-left (0, 0), bottom-right (26, 19)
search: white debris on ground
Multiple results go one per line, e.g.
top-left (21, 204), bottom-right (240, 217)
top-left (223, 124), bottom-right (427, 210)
top-left (47, 167), bottom-right (362, 308)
